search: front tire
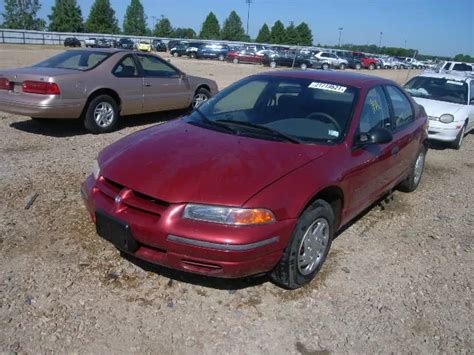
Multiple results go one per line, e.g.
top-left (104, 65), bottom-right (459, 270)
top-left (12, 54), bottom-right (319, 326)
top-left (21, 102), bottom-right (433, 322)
top-left (398, 146), bottom-right (427, 192)
top-left (300, 63), bottom-right (308, 70)
top-left (322, 63), bottom-right (329, 70)
top-left (368, 63), bottom-right (375, 70)
top-left (271, 199), bottom-right (334, 289)
top-left (191, 88), bottom-right (211, 109)
top-left (355, 63), bottom-right (362, 70)
top-left (452, 123), bottom-right (466, 150)
top-left (233, 58), bottom-right (239, 64)
top-left (83, 95), bottom-right (119, 134)
top-left (270, 61), bottom-right (277, 68)
top-left (339, 63), bottom-right (346, 70)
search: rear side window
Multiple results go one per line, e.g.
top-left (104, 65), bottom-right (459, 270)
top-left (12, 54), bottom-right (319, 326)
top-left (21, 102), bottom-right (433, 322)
top-left (452, 63), bottom-right (473, 72)
top-left (33, 51), bottom-right (110, 71)
top-left (470, 81), bottom-right (474, 103)
top-left (137, 54), bottom-right (179, 78)
top-left (113, 56), bottom-right (139, 77)
top-left (359, 87), bottom-right (391, 133)
top-left (386, 86), bottom-right (414, 128)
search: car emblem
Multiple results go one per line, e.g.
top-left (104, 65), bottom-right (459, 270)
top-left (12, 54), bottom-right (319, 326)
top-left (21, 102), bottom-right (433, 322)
top-left (115, 195), bottom-right (122, 204)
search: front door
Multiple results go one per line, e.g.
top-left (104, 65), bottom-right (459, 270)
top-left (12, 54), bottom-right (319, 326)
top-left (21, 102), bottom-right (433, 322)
top-left (111, 55), bottom-right (144, 116)
top-left (344, 86), bottom-right (398, 219)
top-left (135, 53), bottom-right (192, 113)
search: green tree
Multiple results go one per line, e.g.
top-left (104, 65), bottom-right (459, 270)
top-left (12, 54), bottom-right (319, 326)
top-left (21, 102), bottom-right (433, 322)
top-left (171, 27), bottom-right (196, 39)
top-left (1, 0), bottom-right (45, 30)
top-left (85, 0), bottom-right (119, 34)
top-left (255, 23), bottom-right (270, 43)
top-left (221, 10), bottom-right (246, 41)
top-left (199, 11), bottom-right (220, 39)
top-left (270, 20), bottom-right (286, 44)
top-left (123, 0), bottom-right (147, 35)
top-left (154, 16), bottom-right (173, 37)
top-left (454, 54), bottom-right (473, 62)
top-left (295, 22), bottom-right (313, 46)
top-left (48, 0), bottom-right (83, 32)
top-left (285, 22), bottom-right (299, 45)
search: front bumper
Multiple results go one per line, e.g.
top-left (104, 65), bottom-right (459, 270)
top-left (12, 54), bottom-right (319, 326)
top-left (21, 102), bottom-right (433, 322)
top-left (427, 120), bottom-right (462, 142)
top-left (81, 175), bottom-right (295, 278)
top-left (0, 91), bottom-right (83, 119)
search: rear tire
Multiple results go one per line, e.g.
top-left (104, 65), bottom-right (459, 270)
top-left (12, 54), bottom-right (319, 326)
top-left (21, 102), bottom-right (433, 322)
top-left (355, 63), bottom-right (362, 70)
top-left (300, 63), bottom-right (307, 70)
top-left (218, 54), bottom-right (225, 61)
top-left (339, 63), bottom-right (346, 70)
top-left (322, 63), bottom-right (329, 70)
top-left (270, 199), bottom-right (334, 290)
top-left (368, 63), bottom-right (375, 70)
top-left (398, 146), bottom-right (427, 192)
top-left (270, 61), bottom-right (277, 68)
top-left (83, 95), bottom-right (119, 134)
top-left (173, 52), bottom-right (179, 58)
top-left (233, 58), bottom-right (239, 64)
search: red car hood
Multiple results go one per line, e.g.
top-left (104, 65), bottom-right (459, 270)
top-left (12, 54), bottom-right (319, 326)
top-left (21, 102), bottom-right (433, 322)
top-left (99, 120), bottom-right (330, 206)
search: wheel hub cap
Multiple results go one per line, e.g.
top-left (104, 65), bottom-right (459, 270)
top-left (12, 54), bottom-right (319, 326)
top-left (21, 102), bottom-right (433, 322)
top-left (413, 151), bottom-right (425, 184)
top-left (297, 218), bottom-right (330, 275)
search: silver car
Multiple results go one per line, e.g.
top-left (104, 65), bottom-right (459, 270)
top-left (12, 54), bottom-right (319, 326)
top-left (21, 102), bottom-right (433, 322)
top-left (0, 48), bottom-right (218, 133)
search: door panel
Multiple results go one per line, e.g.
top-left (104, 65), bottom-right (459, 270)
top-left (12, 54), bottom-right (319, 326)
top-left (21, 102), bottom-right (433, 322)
top-left (111, 55), bottom-right (143, 115)
top-left (136, 54), bottom-right (192, 112)
top-left (345, 86), bottom-right (396, 218)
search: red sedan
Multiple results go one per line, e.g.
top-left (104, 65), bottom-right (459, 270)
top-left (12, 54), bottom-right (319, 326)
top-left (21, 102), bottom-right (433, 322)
top-left (82, 71), bottom-right (428, 289)
top-left (226, 49), bottom-right (264, 64)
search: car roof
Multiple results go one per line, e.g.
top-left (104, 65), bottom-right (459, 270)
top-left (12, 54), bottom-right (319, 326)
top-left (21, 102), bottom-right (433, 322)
top-left (256, 70), bottom-right (393, 88)
top-left (417, 71), bottom-right (471, 82)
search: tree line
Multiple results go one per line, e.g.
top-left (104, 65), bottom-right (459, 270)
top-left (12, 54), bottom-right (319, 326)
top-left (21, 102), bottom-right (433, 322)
top-left (1, 0), bottom-right (472, 61)
top-left (1, 0), bottom-right (313, 44)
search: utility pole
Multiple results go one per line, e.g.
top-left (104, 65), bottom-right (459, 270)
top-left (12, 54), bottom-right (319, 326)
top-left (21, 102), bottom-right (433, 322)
top-left (152, 16), bottom-right (156, 29)
top-left (245, 0), bottom-right (253, 36)
top-left (379, 31), bottom-right (383, 48)
top-left (404, 40), bottom-right (407, 49)
top-left (338, 27), bottom-right (343, 47)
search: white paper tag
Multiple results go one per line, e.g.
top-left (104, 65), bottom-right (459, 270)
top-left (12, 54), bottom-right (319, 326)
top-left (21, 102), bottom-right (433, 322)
top-left (308, 82), bottom-right (347, 93)
top-left (328, 130), bottom-right (340, 137)
top-left (446, 80), bottom-right (463, 86)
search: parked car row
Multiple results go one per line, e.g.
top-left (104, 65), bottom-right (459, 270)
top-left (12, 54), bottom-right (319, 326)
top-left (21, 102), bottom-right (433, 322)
top-left (0, 47), bottom-right (473, 290)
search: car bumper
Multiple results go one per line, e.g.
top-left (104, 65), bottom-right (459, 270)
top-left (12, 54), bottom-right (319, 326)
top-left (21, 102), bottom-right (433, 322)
top-left (0, 91), bottom-right (83, 119)
top-left (427, 120), bottom-right (462, 142)
top-left (81, 175), bottom-right (295, 278)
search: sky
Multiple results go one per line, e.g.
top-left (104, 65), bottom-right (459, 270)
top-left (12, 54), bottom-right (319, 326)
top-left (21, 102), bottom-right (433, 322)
top-left (1, 0), bottom-right (473, 57)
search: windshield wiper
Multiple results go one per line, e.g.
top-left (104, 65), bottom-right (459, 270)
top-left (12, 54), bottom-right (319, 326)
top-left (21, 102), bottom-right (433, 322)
top-left (215, 119), bottom-right (302, 144)
top-left (192, 109), bottom-right (237, 134)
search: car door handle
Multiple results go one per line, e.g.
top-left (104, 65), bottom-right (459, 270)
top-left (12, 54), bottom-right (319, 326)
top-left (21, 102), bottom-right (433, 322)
top-left (391, 146), bottom-right (400, 155)
top-left (144, 82), bottom-right (152, 87)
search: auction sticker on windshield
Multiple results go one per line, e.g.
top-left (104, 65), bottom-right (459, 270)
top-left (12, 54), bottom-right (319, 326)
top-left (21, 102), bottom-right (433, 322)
top-left (309, 82), bottom-right (347, 93)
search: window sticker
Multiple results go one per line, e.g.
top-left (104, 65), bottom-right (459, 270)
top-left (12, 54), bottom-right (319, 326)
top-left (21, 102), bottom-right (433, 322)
top-left (369, 98), bottom-right (381, 113)
top-left (308, 82), bottom-right (347, 93)
top-left (446, 80), bottom-right (463, 86)
top-left (328, 130), bottom-right (340, 137)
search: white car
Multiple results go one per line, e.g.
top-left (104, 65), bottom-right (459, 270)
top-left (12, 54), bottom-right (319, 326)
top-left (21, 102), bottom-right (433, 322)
top-left (313, 51), bottom-right (349, 69)
top-left (404, 72), bottom-right (474, 149)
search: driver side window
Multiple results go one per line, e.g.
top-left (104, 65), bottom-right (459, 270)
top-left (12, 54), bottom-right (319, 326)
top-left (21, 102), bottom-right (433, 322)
top-left (359, 87), bottom-right (391, 134)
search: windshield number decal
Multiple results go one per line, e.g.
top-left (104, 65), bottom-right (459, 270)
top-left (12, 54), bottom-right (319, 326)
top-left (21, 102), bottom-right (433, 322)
top-left (446, 80), bottom-right (463, 86)
top-left (328, 130), bottom-right (340, 137)
top-left (308, 82), bottom-right (347, 93)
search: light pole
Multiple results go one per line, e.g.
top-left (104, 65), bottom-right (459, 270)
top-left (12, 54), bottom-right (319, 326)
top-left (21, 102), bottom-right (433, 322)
top-left (379, 31), bottom-right (383, 48)
top-left (404, 40), bottom-right (407, 49)
top-left (338, 27), bottom-right (343, 47)
top-left (245, 0), bottom-right (253, 36)
top-left (152, 16), bottom-right (156, 29)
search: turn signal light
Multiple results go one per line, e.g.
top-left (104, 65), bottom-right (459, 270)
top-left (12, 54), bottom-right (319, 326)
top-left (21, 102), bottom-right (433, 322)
top-left (0, 78), bottom-right (13, 90)
top-left (22, 81), bottom-right (61, 95)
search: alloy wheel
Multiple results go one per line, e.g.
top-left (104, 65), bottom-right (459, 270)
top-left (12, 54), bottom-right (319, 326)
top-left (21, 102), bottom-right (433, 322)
top-left (93, 102), bottom-right (114, 127)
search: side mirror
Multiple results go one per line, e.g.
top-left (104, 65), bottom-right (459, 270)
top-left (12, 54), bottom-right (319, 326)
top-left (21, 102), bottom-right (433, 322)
top-left (356, 127), bottom-right (393, 147)
top-left (470, 98), bottom-right (474, 105)
top-left (180, 72), bottom-right (187, 79)
top-left (367, 127), bottom-right (393, 144)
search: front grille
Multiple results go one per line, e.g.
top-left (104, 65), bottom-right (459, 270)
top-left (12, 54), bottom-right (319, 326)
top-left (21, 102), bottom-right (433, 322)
top-left (96, 176), bottom-right (169, 216)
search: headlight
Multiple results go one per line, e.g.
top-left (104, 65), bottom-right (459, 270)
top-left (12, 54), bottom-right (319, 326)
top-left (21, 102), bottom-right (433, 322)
top-left (439, 114), bottom-right (454, 124)
top-left (92, 159), bottom-right (100, 180)
top-left (183, 204), bottom-right (275, 226)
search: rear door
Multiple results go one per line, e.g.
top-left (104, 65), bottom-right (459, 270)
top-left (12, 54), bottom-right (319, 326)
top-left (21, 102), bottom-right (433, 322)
top-left (384, 85), bottom-right (418, 182)
top-left (136, 53), bottom-right (192, 112)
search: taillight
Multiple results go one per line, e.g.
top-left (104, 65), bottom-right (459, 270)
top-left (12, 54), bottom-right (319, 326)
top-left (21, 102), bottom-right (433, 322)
top-left (0, 77), bottom-right (13, 90)
top-left (22, 81), bottom-right (61, 95)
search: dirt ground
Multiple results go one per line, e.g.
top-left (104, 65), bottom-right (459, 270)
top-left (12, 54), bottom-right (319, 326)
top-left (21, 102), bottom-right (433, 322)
top-left (0, 44), bottom-right (472, 354)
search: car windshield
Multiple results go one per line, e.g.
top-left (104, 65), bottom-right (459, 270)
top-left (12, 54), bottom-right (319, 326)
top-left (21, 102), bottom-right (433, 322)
top-left (33, 51), bottom-right (110, 71)
top-left (187, 76), bottom-right (358, 144)
top-left (404, 76), bottom-right (468, 104)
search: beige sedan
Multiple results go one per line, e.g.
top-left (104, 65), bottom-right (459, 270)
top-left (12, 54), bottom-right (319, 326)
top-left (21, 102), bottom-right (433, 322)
top-left (0, 48), bottom-right (218, 133)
